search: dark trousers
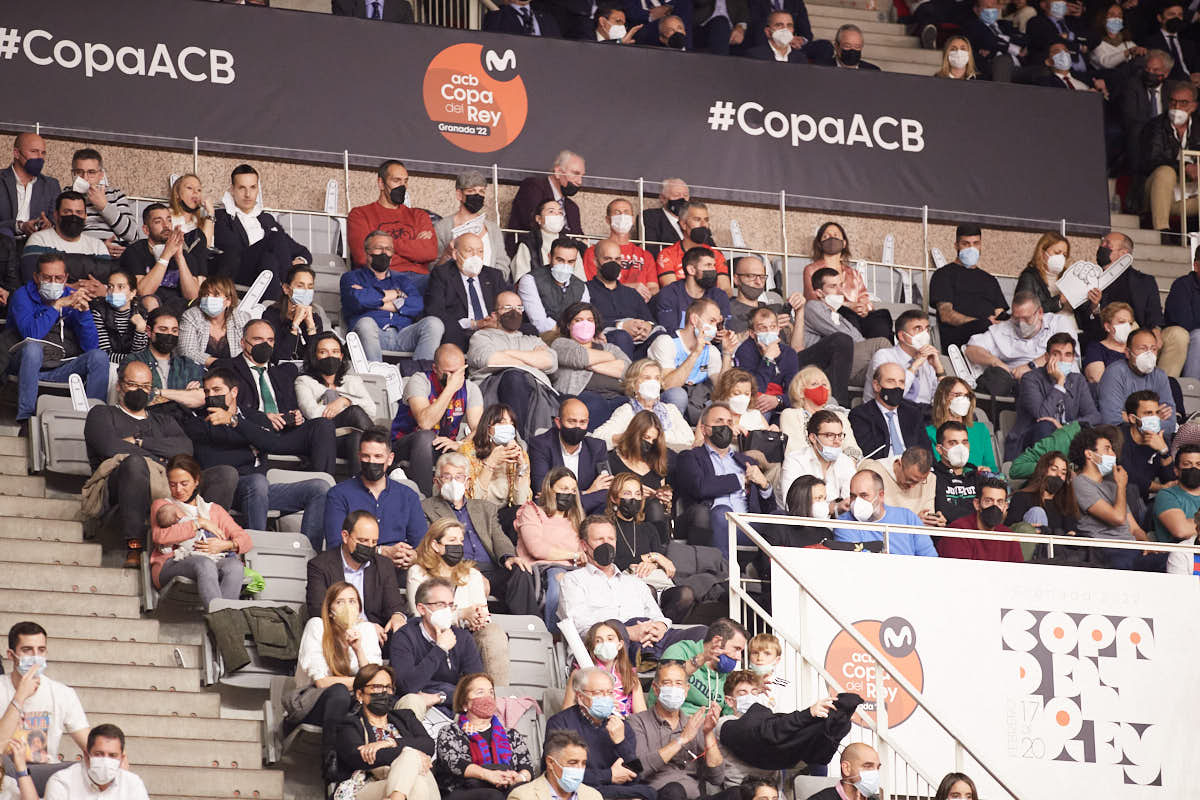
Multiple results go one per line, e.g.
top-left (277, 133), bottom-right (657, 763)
top-left (683, 502), bottom-right (755, 559)
top-left (607, 329), bottom-right (667, 362)
top-left (334, 405), bottom-right (375, 477)
top-left (797, 332), bottom-right (854, 407)
top-left (614, 617), bottom-right (707, 661)
top-left (596, 783), bottom-right (657, 800)
top-left (270, 417), bottom-right (337, 474)
top-left (232, 229), bottom-right (304, 301)
top-left (1101, 547), bottom-right (1168, 572)
top-left (109, 457), bottom-right (237, 545)
top-left (494, 370), bottom-right (542, 440)
top-left (446, 790), bottom-right (507, 800)
top-left (393, 428), bottom-right (437, 497)
top-left (938, 318), bottom-right (992, 352)
top-left (300, 683), bottom-right (353, 780)
top-left (575, 391), bottom-right (627, 432)
top-left (695, 14), bottom-right (733, 54)
top-left (480, 562), bottom-right (539, 616)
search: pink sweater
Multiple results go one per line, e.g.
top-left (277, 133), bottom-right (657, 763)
top-left (149, 498), bottom-right (252, 587)
top-left (514, 502), bottom-right (582, 566)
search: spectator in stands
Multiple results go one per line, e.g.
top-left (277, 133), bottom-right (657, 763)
top-left (482, 0), bottom-right (563, 36)
top-left (1153, 443), bottom-right (1200, 541)
top-left (168, 173), bottom-right (215, 244)
top-left (933, 773), bottom-right (978, 800)
top-left (330, 664), bottom-right (438, 799)
top-left (307, 510), bottom-right (406, 637)
top-left (1005, 332), bottom-right (1099, 458)
top-left (295, 332), bottom-right (376, 473)
top-left (84, 361), bottom-right (237, 563)
top-left (594, 2), bottom-right (643, 42)
top-left (715, 672), bottom-right (789, 786)
top-left (727, 257), bottom-right (784, 334)
top-left (834, 469), bottom-right (938, 556)
top-left (426, 232), bottom-right (512, 352)
top-left (179, 276), bottom-right (250, 367)
top-left (805, 743), bottom-right (880, 800)
top-left (864, 309), bottom-right (943, 407)
top-left (677, 403), bottom-right (776, 554)
top-left (656, 203), bottom-right (730, 292)
top-left (733, 308), bottom-right (795, 416)
top-left (392, 343), bottom-right (483, 497)
top-left (656, 621), bottom-right (748, 715)
top-left (344, 229), bottom-right (443, 363)
top-left (780, 367), bottom-right (860, 458)
top-left (91, 270), bottom-right (147, 363)
top-left (629, 662), bottom-right (725, 795)
top-left (150, 454), bottom-right (251, 608)
top-left (1035, 42), bottom-right (1101, 89)
top-left (586, 239), bottom-right (659, 360)
top-left (1098, 327), bottom-right (1176, 433)
top-left (1165, 247), bottom-right (1200, 378)
top-left (512, 202), bottom-right (585, 284)
top-left (819, 23), bottom-right (879, 69)
top-left (1006, 450), bottom-right (1077, 536)
top-left (848, 362), bottom-right (926, 461)
top-left (606, 477), bottom-right (693, 612)
top-left (563, 621), bottom-right (648, 714)
top-left (939, 474), bottom-right (1024, 561)
top-left (531, 396), bottom-right (613, 513)
top-left (20, 190), bottom-right (112, 288)
top-left (654, 247), bottom-right (732, 334)
top-left (962, 0), bottom-right (1021, 81)
top-left (1, 133), bottom-right (59, 241)
top-left (593, 360), bottom-right (695, 451)
top-left (506, 151), bottom-right (585, 256)
top-left (651, 296), bottom-right (734, 419)
top-left (1083, 301), bottom-right (1135, 383)
top-left (693, 0), bottom-right (750, 55)
top-left (932, 416), bottom-right (984, 520)
top-left (1089, 4), bottom-right (1139, 72)
top-left (658, 15), bottom-right (690, 49)
top-left (128, 307), bottom-right (205, 412)
top-left (1138, 1), bottom-right (1197, 82)
top-left (1026, 0), bottom-right (1087, 66)
top-left (1075, 234), bottom-right (1168, 361)
top-left (391, 577), bottom-right (486, 714)
top-left (745, 10), bottom-right (809, 62)
top-left (583, 200), bottom-right (656, 300)
top-left (1, 622), bottom-right (88, 763)
top-left (69, 148), bottom-right (135, 252)
top-left (510, 730), bottom-right (597, 800)
top-left (516, 465), bottom-right (585, 627)
top-left (120, 203), bottom-right (205, 314)
top-left (929, 224), bottom-right (1008, 350)
top-left (1070, 425), bottom-right (1165, 570)
top-left (779, 409), bottom-right (855, 506)
top-left (641, 179), bottom-right (706, 256)
top-left (935, 35), bottom-right (979, 79)
top-left (435, 673), bottom-right (534, 800)
top-left (518, 237), bottom-right (591, 334)
top-left (460, 403), bottom-right (533, 512)
top-left (1016, 232), bottom-right (1070, 314)
top-left (1117, 389), bottom-right (1176, 506)
top-left (712, 368), bottom-right (772, 438)
top-left (262, 264), bottom-right (326, 361)
top-left (347, 160), bottom-right (437, 291)
top-left (1117, 50), bottom-right (1171, 206)
top-left (964, 290), bottom-right (1078, 396)
top-left (293, 581), bottom-right (381, 758)
top-left (408, 518), bottom-right (509, 684)
top-left (332, 0), bottom-right (414, 22)
top-left (805, 268), bottom-right (889, 388)
top-left (551, 304), bottom-right (631, 424)
top-left (323, 428), bottom-right (425, 560)
top-left (44, 724), bottom-right (148, 800)
top-left (213, 164), bottom-right (310, 296)
top-left (860, 446), bottom-right (941, 525)
top-left (434, 171), bottom-right (511, 279)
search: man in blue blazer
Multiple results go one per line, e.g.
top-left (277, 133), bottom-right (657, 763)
top-left (529, 397), bottom-right (611, 513)
top-left (675, 402), bottom-right (776, 556)
top-left (0, 133), bottom-right (61, 240)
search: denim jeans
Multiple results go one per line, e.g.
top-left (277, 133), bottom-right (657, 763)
top-left (352, 316), bottom-right (444, 362)
top-left (541, 565), bottom-right (570, 632)
top-left (13, 344), bottom-right (108, 420)
top-left (235, 474), bottom-right (330, 550)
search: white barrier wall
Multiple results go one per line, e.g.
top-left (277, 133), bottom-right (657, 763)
top-left (770, 548), bottom-right (1200, 798)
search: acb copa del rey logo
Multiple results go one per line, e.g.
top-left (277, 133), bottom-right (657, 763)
top-left (422, 43), bottom-right (528, 154)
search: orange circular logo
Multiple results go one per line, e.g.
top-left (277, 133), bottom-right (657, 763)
top-left (422, 43), bottom-right (528, 154)
top-left (823, 618), bottom-right (925, 728)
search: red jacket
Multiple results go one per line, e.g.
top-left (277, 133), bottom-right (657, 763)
top-left (347, 201), bottom-right (438, 273)
top-left (940, 513), bottom-right (1025, 563)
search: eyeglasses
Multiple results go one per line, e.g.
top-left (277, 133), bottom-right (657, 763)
top-left (737, 273), bottom-right (767, 282)
top-left (579, 688), bottom-right (614, 697)
top-left (422, 601), bottom-right (453, 610)
top-left (38, 274), bottom-right (67, 284)
top-left (363, 684), bottom-right (395, 695)
top-left (72, 168), bottom-right (103, 178)
top-left (816, 431), bottom-right (845, 442)
top-left (497, 304), bottom-right (525, 314)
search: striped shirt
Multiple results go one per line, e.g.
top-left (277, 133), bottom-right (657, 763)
top-left (83, 185), bottom-right (139, 244)
top-left (91, 306), bottom-right (148, 363)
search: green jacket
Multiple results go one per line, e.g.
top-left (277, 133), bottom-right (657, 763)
top-left (646, 640), bottom-right (734, 717)
top-left (1009, 421), bottom-right (1081, 480)
top-left (126, 348), bottom-right (204, 391)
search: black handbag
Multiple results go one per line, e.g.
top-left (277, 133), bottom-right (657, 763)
top-left (739, 429), bottom-right (787, 463)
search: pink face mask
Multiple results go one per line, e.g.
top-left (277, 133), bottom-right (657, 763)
top-left (571, 320), bottom-right (596, 342)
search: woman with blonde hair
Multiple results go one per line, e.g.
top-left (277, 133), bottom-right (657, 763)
top-left (592, 358), bottom-right (695, 451)
top-left (779, 366), bottom-right (860, 458)
top-left (407, 519), bottom-right (510, 685)
top-left (168, 173), bottom-right (215, 245)
top-left (1016, 232), bottom-right (1071, 314)
top-left (935, 36), bottom-right (977, 79)
top-left (1083, 301), bottom-right (1135, 384)
top-left (179, 275), bottom-right (251, 366)
top-left (514, 466), bottom-right (585, 629)
top-left (924, 377), bottom-right (998, 471)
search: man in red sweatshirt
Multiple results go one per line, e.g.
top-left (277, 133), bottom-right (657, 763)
top-left (347, 159), bottom-right (438, 293)
top-left (941, 474), bottom-right (1025, 563)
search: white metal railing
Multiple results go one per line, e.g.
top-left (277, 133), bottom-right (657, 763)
top-left (1178, 147), bottom-right (1200, 253)
top-left (726, 511), bottom-right (1200, 800)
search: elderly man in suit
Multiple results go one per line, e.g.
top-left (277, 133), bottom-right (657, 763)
top-left (529, 397), bottom-right (612, 513)
top-left (331, 0), bottom-right (413, 22)
top-left (848, 362), bottom-right (927, 461)
top-left (505, 151), bottom-right (584, 255)
top-left (306, 510), bottom-right (406, 639)
top-left (0, 132), bottom-right (60, 241)
top-left (425, 232), bottom-right (512, 351)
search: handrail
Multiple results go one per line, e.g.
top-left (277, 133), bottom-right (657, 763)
top-left (1180, 147), bottom-right (1200, 252)
top-left (726, 511), bottom-right (1025, 800)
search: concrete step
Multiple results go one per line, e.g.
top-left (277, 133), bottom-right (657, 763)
top-left (0, 610), bottom-right (158, 640)
top-left (1127, 241), bottom-right (1191, 263)
top-left (806, 2), bottom-right (889, 23)
top-left (0, 561), bottom-right (138, 595)
top-left (0, 436), bottom-right (27, 457)
top-left (136, 765), bottom-right (283, 799)
top-left (0, 495), bottom-right (80, 520)
top-left (1134, 257), bottom-right (1187, 278)
top-left (99, 713), bottom-right (260, 742)
top-left (0, 588), bottom-right (143, 619)
top-left (853, 42), bottom-right (941, 64)
top-left (62, 736), bottom-right (261, 769)
top-left (807, 11), bottom-right (906, 35)
top-left (1120, 227), bottom-right (1162, 246)
top-left (75, 686), bottom-right (221, 717)
top-left (53, 637), bottom-right (200, 668)
top-left (0, 515), bottom-right (84, 541)
top-left (2, 538), bottom-right (101, 566)
top-left (868, 59), bottom-right (933, 76)
top-left (811, 26), bottom-right (918, 48)
top-left (0, 475), bottom-right (48, 498)
top-left (1111, 212), bottom-right (1141, 227)
top-left (50, 660), bottom-right (200, 692)
top-left (0, 453), bottom-right (29, 475)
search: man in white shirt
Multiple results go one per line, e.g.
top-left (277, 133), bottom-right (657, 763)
top-left (965, 290), bottom-right (1078, 396)
top-left (44, 724), bottom-right (149, 800)
top-left (1, 622), bottom-right (89, 764)
top-left (779, 409), bottom-right (856, 504)
top-left (864, 309), bottom-right (944, 406)
top-left (2, 132), bottom-right (60, 240)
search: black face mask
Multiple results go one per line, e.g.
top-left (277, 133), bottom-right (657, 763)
top-left (561, 182), bottom-right (580, 198)
top-left (667, 31), bottom-right (686, 48)
top-left (441, 543), bottom-right (464, 566)
top-left (181, 201), bottom-right (200, 214)
top-left (1181, 467), bottom-right (1200, 490)
top-left (1166, 16), bottom-right (1186, 33)
top-left (878, 386), bottom-right (905, 408)
top-left (152, 333), bottom-right (178, 354)
top-left (369, 252), bottom-right (391, 272)
top-left (839, 48), bottom-right (862, 66)
top-left (666, 198), bottom-right (688, 217)
top-left (360, 461), bottom-right (387, 482)
top-left (316, 356), bottom-right (342, 376)
top-left (739, 283), bottom-right (764, 300)
top-left (123, 388), bottom-right (149, 412)
top-left (352, 543), bottom-right (375, 564)
top-left (499, 310), bottom-right (524, 332)
top-left (1142, 70), bottom-right (1165, 87)
top-left (617, 498), bottom-right (640, 518)
top-left (820, 237), bottom-right (845, 255)
top-left (1096, 245), bottom-right (1112, 268)
top-left (59, 215), bottom-right (85, 238)
top-left (250, 342), bottom-right (274, 364)
top-left (708, 424), bottom-right (734, 449)
top-left (555, 492), bottom-right (576, 512)
top-left (591, 542), bottom-right (616, 567)
top-left (979, 505), bottom-right (1004, 529)
top-left (640, 439), bottom-right (657, 457)
top-left (689, 226), bottom-right (710, 244)
top-left (388, 185), bottom-right (407, 205)
top-left (1045, 475), bottom-right (1065, 494)
top-left (599, 260), bottom-right (623, 282)
top-left (205, 394), bottom-right (227, 410)
top-left (463, 194), bottom-right (485, 214)
top-left (696, 270), bottom-right (718, 290)
top-left (558, 425), bottom-right (587, 446)
top-left (366, 692), bottom-right (395, 716)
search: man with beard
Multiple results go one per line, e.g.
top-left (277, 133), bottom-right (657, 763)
top-left (119, 203), bottom-right (207, 314)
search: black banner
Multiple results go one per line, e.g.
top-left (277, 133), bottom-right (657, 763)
top-left (1, 0), bottom-right (1109, 228)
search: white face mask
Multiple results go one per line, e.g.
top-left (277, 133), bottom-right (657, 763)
top-left (1134, 350), bottom-right (1158, 374)
top-left (735, 694), bottom-right (764, 714)
top-left (658, 685), bottom-right (687, 711)
top-left (608, 23), bottom-right (627, 39)
top-left (439, 479), bottom-right (466, 505)
top-left (823, 294), bottom-right (844, 312)
top-left (1113, 321), bottom-right (1133, 343)
top-left (429, 607), bottom-right (455, 630)
top-left (87, 756), bottom-right (121, 787)
top-left (460, 255), bottom-right (483, 276)
top-left (944, 443), bottom-right (970, 468)
top-left (1046, 252), bottom-right (1066, 275)
top-left (851, 496), bottom-right (875, 522)
top-left (1170, 108), bottom-right (1191, 126)
top-left (810, 499), bottom-right (831, 519)
top-left (593, 640), bottom-right (621, 662)
top-left (771, 27), bottom-right (794, 47)
top-left (697, 323), bottom-right (717, 341)
top-left (551, 263), bottom-right (574, 285)
top-left (947, 49), bottom-right (970, 69)
top-left (638, 379), bottom-right (661, 400)
top-left (854, 769), bottom-right (881, 798)
top-left (728, 394), bottom-right (751, 415)
top-left (948, 395), bottom-right (972, 418)
top-left (610, 213), bottom-right (634, 234)
top-left (542, 214), bottom-right (566, 234)
top-left (906, 329), bottom-right (931, 350)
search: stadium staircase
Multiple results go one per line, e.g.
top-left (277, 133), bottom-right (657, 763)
top-left (0, 422), bottom-right (284, 800)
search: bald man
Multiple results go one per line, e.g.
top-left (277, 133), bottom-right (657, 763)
top-left (1, 133), bottom-right (61, 240)
top-left (833, 470), bottom-right (938, 557)
top-left (529, 397), bottom-right (612, 513)
top-left (426, 231), bottom-right (513, 350)
top-left (848, 362), bottom-right (927, 461)
top-left (805, 742), bottom-right (881, 800)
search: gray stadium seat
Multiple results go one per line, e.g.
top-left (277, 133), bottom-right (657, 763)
top-left (1178, 377), bottom-right (1200, 417)
top-left (34, 394), bottom-right (103, 475)
top-left (203, 597), bottom-right (302, 690)
top-left (494, 685), bottom-right (547, 767)
top-left (310, 252), bottom-right (347, 275)
top-left (0, 757), bottom-right (72, 796)
top-left (795, 775), bottom-right (838, 798)
top-left (262, 674), bottom-right (320, 765)
top-left (492, 615), bottom-right (564, 697)
top-left (244, 530), bottom-right (316, 606)
top-left (358, 372), bottom-right (397, 427)
top-left (273, 212), bottom-right (343, 255)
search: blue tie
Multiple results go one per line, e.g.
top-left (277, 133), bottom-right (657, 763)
top-left (886, 410), bottom-right (905, 456)
top-left (370, 0), bottom-right (381, 17)
top-left (467, 277), bottom-right (486, 320)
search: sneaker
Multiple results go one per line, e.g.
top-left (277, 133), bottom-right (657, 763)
top-left (920, 23), bottom-right (938, 49)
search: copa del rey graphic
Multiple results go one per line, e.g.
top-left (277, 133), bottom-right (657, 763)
top-left (422, 43), bottom-right (528, 153)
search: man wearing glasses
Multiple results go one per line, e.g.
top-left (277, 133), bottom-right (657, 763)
top-left (726, 256), bottom-right (784, 334)
top-left (778, 410), bottom-right (856, 506)
top-left (69, 148), bottom-right (137, 255)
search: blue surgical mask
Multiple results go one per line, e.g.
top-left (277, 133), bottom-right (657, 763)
top-left (291, 288), bottom-right (314, 306)
top-left (1058, 360), bottom-right (1078, 376)
top-left (106, 292), bottom-right (127, 309)
top-left (1050, 0), bottom-right (1066, 17)
top-left (979, 7), bottom-right (999, 24)
top-left (756, 331), bottom-right (779, 347)
top-left (17, 655), bottom-right (46, 675)
top-left (716, 653), bottom-right (738, 673)
top-left (820, 445), bottom-right (843, 462)
top-left (586, 694), bottom-right (615, 720)
top-left (39, 282), bottom-right (65, 302)
top-left (550, 758), bottom-right (585, 794)
top-left (491, 423), bottom-right (516, 445)
top-left (199, 296), bottom-right (225, 318)
top-left (1095, 453), bottom-right (1116, 476)
top-left (1106, 17), bottom-right (1124, 34)
top-left (854, 769), bottom-right (881, 798)
top-left (1139, 415), bottom-right (1162, 434)
top-left (958, 247), bottom-right (980, 267)
top-left (1052, 50), bottom-right (1073, 71)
